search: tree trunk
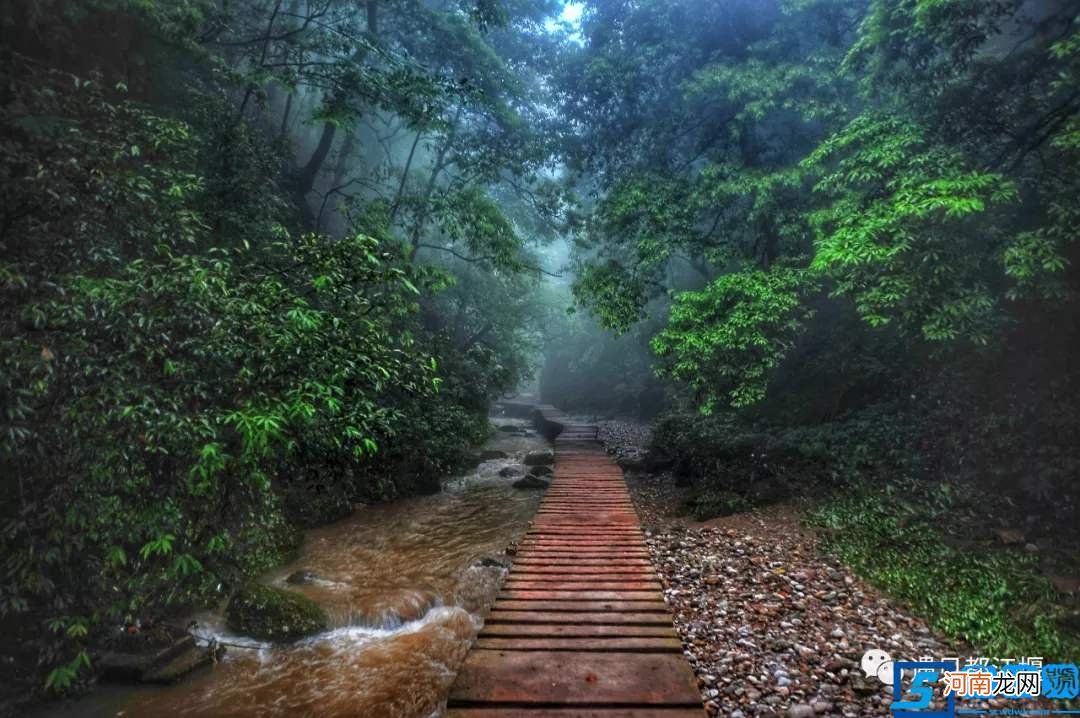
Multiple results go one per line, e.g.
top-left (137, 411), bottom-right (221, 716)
top-left (294, 1), bottom-right (379, 219)
top-left (408, 105), bottom-right (464, 260)
top-left (329, 131), bottom-right (358, 190)
top-left (295, 123), bottom-right (337, 223)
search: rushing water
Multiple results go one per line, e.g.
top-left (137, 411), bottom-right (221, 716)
top-left (45, 417), bottom-right (546, 718)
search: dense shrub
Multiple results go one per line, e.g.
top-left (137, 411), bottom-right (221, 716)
top-left (648, 402), bottom-right (1080, 660)
top-left (0, 48), bottom-right (532, 694)
top-left (646, 411), bottom-right (836, 498)
top-left (810, 486), bottom-right (1080, 663)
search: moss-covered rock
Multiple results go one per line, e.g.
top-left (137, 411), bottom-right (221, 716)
top-left (225, 584), bottom-right (328, 642)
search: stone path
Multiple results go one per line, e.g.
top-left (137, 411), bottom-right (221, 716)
top-left (447, 406), bottom-right (704, 717)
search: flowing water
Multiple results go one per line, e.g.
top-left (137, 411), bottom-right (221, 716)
top-left (45, 417), bottom-right (546, 718)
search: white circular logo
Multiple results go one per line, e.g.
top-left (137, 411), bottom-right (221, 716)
top-left (861, 648), bottom-right (895, 686)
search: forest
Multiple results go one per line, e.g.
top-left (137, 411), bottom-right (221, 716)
top-left (1, 0), bottom-right (1078, 716)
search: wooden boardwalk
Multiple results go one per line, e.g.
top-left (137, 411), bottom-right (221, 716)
top-left (448, 406), bottom-right (704, 717)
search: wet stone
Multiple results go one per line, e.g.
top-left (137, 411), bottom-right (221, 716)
top-left (523, 450), bottom-right (554, 466)
top-left (225, 584), bottom-right (328, 642)
top-left (473, 556), bottom-right (510, 569)
top-left (285, 570), bottom-right (321, 585)
top-left (511, 475), bottom-right (550, 489)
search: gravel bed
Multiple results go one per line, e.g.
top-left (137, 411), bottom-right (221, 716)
top-left (647, 521), bottom-right (944, 716)
top-left (595, 419), bottom-right (1039, 717)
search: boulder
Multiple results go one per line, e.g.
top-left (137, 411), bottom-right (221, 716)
top-left (98, 633), bottom-right (222, 684)
top-left (642, 449), bottom-right (674, 472)
top-left (523, 450), bottom-right (554, 466)
top-left (473, 556), bottom-right (510, 569)
top-left (616, 454), bottom-right (646, 472)
top-left (528, 464), bottom-right (553, 477)
top-left (498, 465), bottom-right (522, 478)
top-left (142, 638), bottom-right (223, 684)
top-left (512, 475), bottom-right (550, 489)
top-left (285, 570), bottom-right (321, 586)
top-left (225, 584), bottom-right (328, 642)
top-left (98, 651), bottom-right (153, 683)
top-left (478, 449), bottom-right (509, 460)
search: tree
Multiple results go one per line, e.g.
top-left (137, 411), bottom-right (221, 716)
top-left (564, 0), bottom-right (1080, 412)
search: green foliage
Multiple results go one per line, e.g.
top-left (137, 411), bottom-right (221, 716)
top-left (1002, 25), bottom-right (1080, 301)
top-left (433, 187), bottom-right (528, 272)
top-left (563, 0), bottom-right (1080, 409)
top-left (571, 261), bottom-right (649, 333)
top-left (810, 487), bottom-right (1079, 662)
top-left (0, 2), bottom-right (553, 690)
top-left (646, 410), bottom-right (835, 512)
top-left (843, 0), bottom-right (1019, 91)
top-left (3, 225), bottom-right (434, 687)
top-left (594, 174), bottom-right (700, 269)
top-left (652, 268), bottom-right (816, 411)
top-left (683, 490), bottom-right (753, 522)
top-left (804, 113), bottom-right (1016, 342)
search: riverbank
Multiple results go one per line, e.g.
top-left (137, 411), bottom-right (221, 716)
top-left (597, 419), bottom-right (1051, 718)
top-left (31, 417), bottom-right (548, 718)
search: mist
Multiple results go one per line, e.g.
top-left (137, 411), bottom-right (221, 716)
top-left (2, 1), bottom-right (1078, 716)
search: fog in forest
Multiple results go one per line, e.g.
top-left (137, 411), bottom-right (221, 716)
top-left (2, 0), bottom-right (1079, 716)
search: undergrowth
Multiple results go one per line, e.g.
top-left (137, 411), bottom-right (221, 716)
top-left (650, 403), bottom-right (1080, 664)
top-left (809, 485), bottom-right (1080, 664)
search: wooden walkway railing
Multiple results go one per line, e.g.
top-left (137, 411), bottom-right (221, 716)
top-left (447, 406), bottom-right (704, 717)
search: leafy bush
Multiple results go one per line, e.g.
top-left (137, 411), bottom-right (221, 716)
top-left (652, 267), bottom-right (817, 412)
top-left (648, 412), bottom-right (832, 491)
top-left (0, 51), bottom-right (522, 694)
top-left (2, 231), bottom-right (436, 687)
top-left (683, 490), bottom-right (753, 522)
top-left (810, 486), bottom-right (1080, 663)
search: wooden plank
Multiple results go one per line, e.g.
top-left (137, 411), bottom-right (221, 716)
top-left (449, 650), bottom-right (701, 705)
top-left (518, 545), bottom-right (647, 551)
top-left (512, 560), bottom-right (653, 567)
top-left (490, 600), bottom-right (669, 612)
top-left (513, 555), bottom-right (652, 561)
top-left (486, 611), bottom-right (673, 625)
top-left (449, 708), bottom-right (703, 718)
top-left (503, 581), bottom-right (662, 591)
top-left (519, 538), bottom-right (644, 543)
top-left (479, 624), bottom-right (676, 638)
top-left (474, 637), bottom-right (683, 652)
top-left (449, 412), bottom-right (702, 716)
top-left (498, 590), bottom-right (663, 601)
top-left (508, 570), bottom-right (655, 576)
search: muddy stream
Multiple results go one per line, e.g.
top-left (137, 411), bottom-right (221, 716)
top-left (45, 416), bottom-right (547, 718)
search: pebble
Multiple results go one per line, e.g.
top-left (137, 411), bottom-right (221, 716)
top-left (598, 418), bottom-right (1044, 717)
